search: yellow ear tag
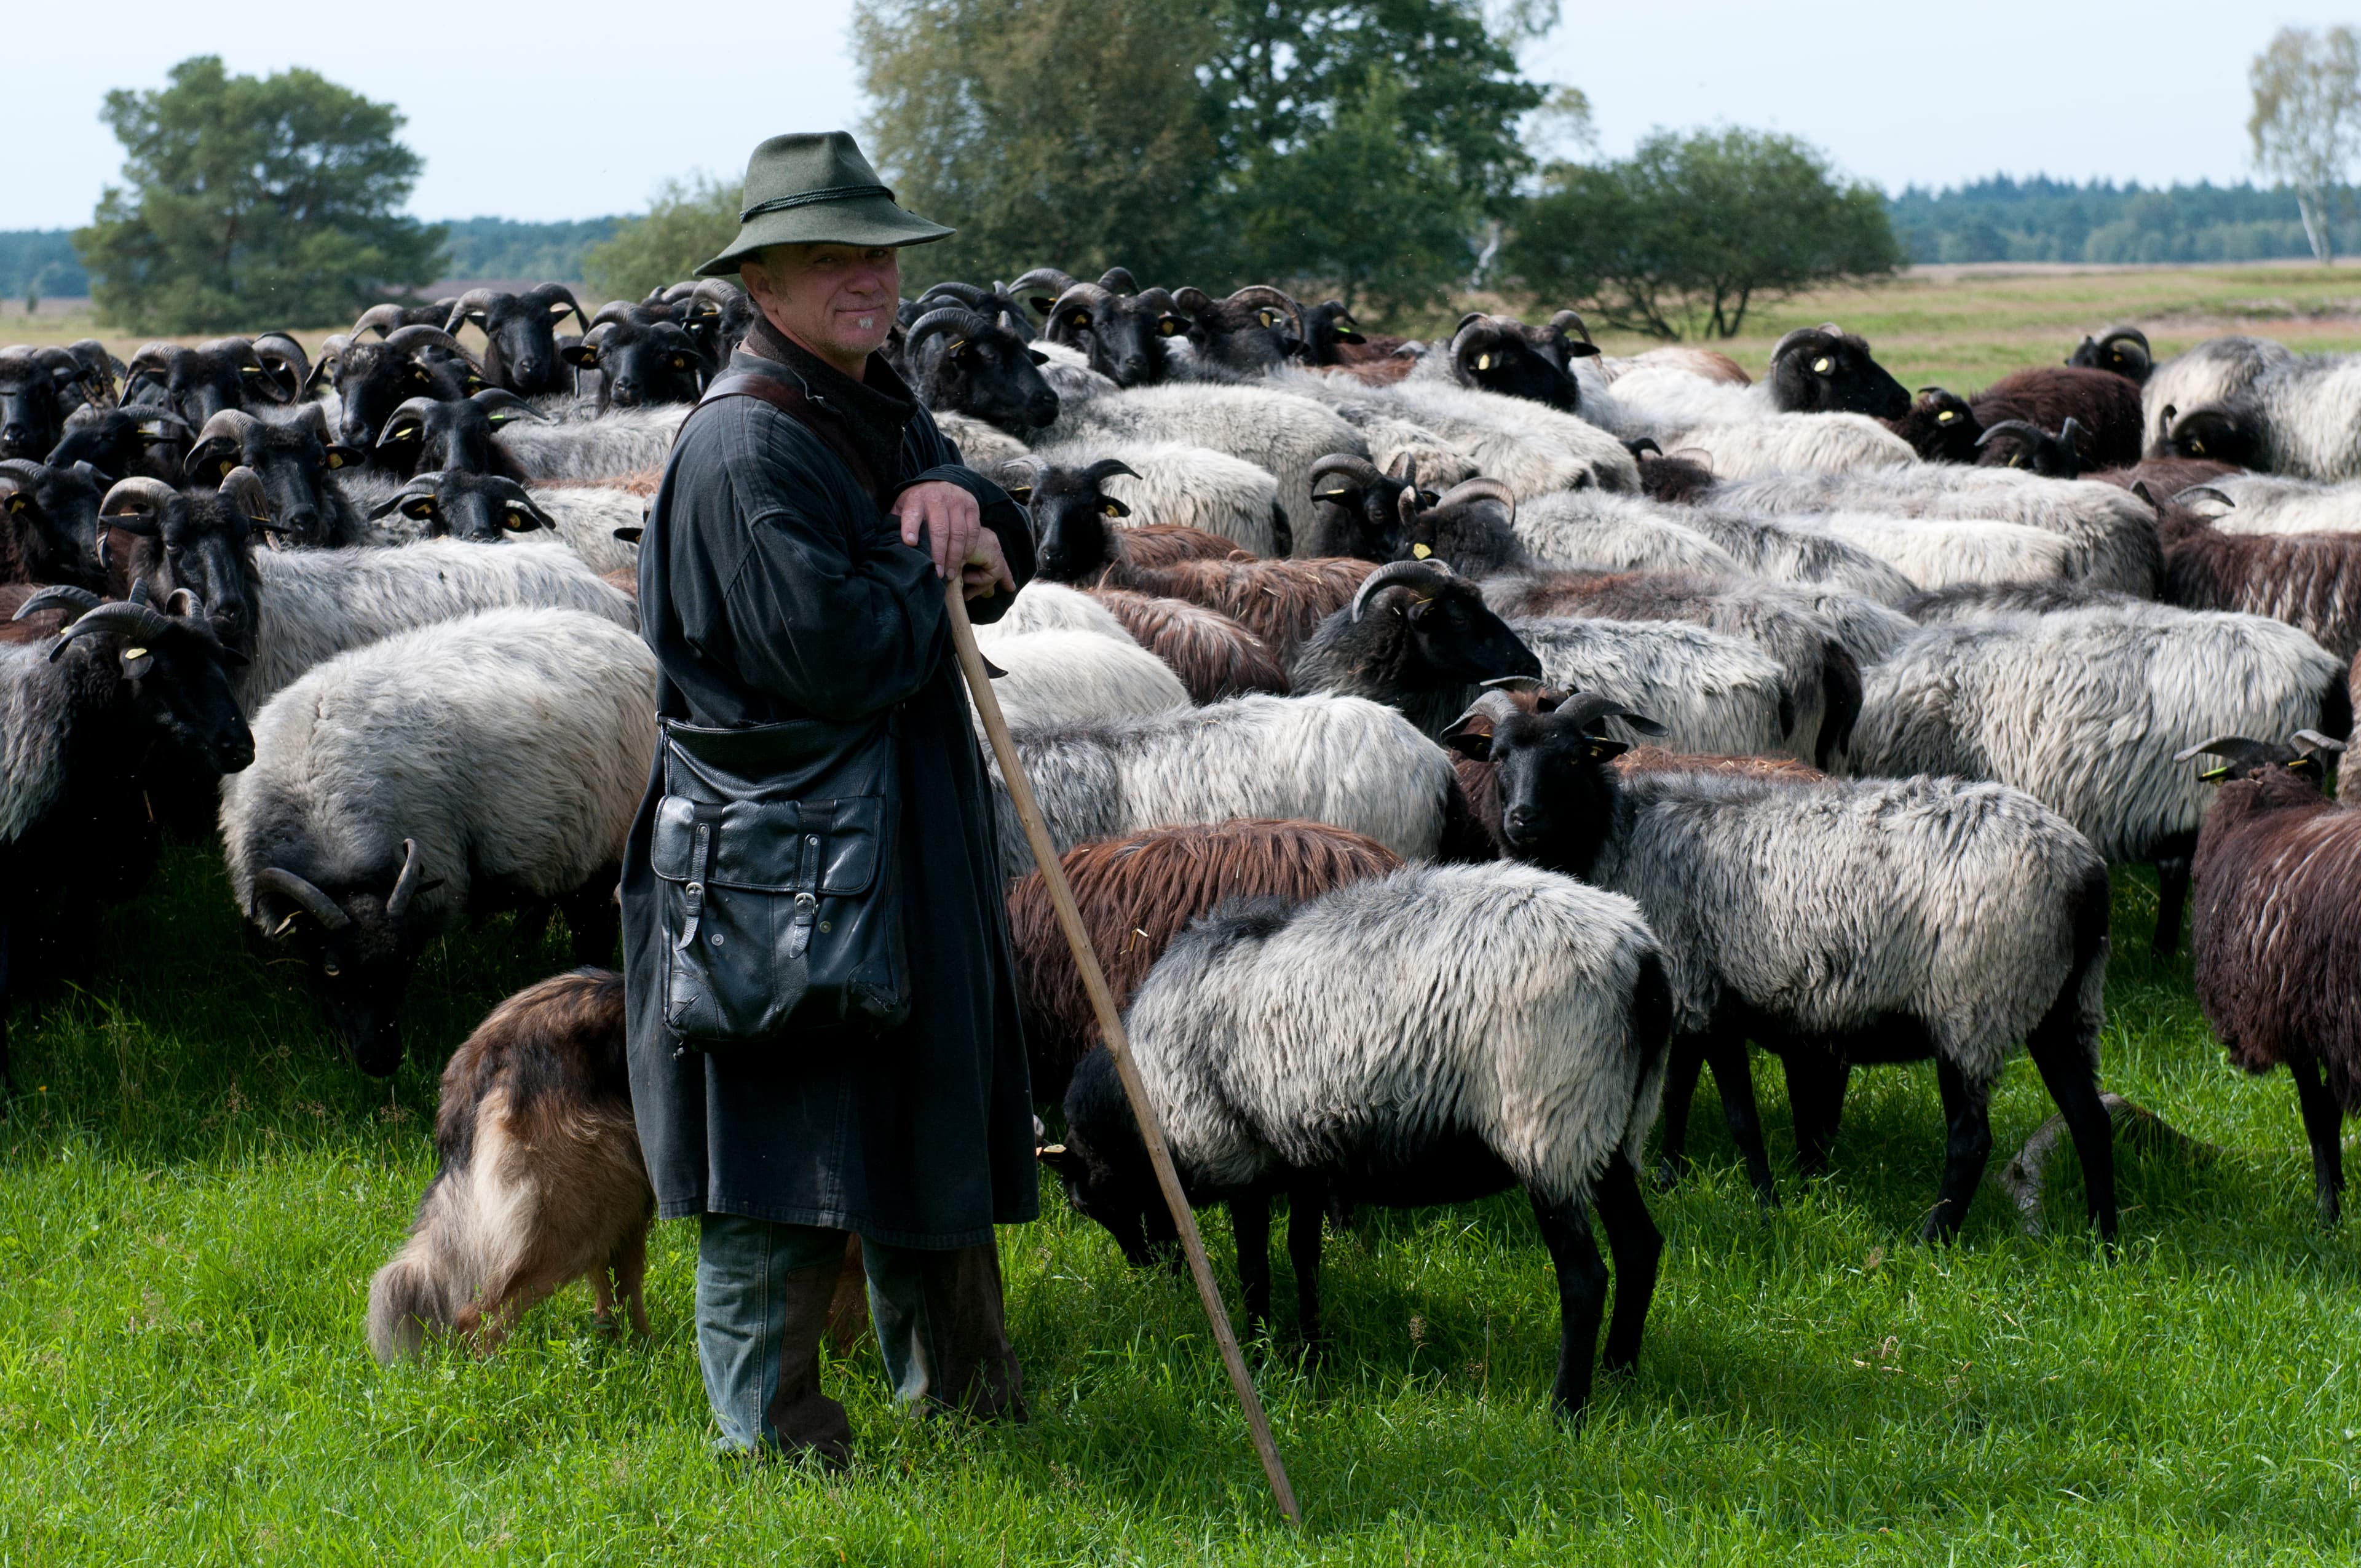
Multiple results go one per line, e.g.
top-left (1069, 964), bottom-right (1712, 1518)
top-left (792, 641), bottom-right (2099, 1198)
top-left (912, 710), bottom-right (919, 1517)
top-left (326, 453), bottom-right (343, 469)
top-left (1936, 410), bottom-right (1956, 424)
top-left (1811, 356), bottom-right (1833, 374)
top-left (1411, 543), bottom-right (1431, 559)
top-left (2199, 764), bottom-right (2231, 781)
top-left (123, 646), bottom-right (148, 660)
top-left (1475, 353), bottom-right (1492, 370)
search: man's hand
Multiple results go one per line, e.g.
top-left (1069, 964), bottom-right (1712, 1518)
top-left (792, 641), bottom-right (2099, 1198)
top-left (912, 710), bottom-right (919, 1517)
top-left (959, 528), bottom-right (1014, 602)
top-left (895, 481), bottom-right (982, 582)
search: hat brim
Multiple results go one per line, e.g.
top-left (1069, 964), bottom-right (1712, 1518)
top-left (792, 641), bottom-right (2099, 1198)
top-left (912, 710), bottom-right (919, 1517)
top-left (694, 196), bottom-right (954, 277)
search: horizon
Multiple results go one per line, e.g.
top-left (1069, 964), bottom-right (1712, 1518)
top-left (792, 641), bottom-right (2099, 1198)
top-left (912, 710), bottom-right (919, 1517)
top-left (7, 1), bottom-right (2350, 231)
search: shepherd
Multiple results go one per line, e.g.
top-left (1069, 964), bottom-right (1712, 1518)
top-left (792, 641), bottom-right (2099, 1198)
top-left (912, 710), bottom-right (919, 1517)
top-left (619, 130), bottom-right (1039, 1468)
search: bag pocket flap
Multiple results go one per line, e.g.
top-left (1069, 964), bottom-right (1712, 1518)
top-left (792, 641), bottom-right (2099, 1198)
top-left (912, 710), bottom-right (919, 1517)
top-left (651, 794), bottom-right (882, 895)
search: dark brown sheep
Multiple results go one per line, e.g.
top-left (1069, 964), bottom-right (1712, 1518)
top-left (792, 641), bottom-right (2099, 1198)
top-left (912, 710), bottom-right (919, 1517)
top-left (1087, 588), bottom-right (1291, 701)
top-left (2147, 485), bottom-right (2361, 661)
top-left (2184, 732), bottom-right (2361, 1224)
top-left (1970, 366), bottom-right (2145, 469)
top-left (366, 968), bottom-right (654, 1359)
top-left (1102, 554), bottom-right (1376, 663)
top-left (1006, 819), bottom-right (1401, 1103)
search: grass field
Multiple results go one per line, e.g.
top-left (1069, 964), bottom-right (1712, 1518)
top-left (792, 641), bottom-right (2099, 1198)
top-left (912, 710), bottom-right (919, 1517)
top-left (9, 264), bottom-right (2361, 1562)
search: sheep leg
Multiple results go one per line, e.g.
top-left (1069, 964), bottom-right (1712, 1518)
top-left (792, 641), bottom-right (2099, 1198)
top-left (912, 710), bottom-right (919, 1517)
top-left (1592, 1155), bottom-right (1661, 1376)
top-left (2151, 855), bottom-right (2192, 957)
top-left (612, 1221), bottom-right (652, 1338)
top-left (561, 868), bottom-right (623, 967)
top-left (1286, 1187), bottom-right (1324, 1348)
top-left (2025, 1013), bottom-right (2118, 1243)
top-left (1231, 1194), bottom-right (1273, 1339)
top-left (1703, 1029), bottom-right (1778, 1208)
top-left (1921, 1057), bottom-right (1995, 1244)
top-left (2292, 1056), bottom-right (2346, 1228)
top-left (1784, 1048), bottom-right (1851, 1177)
top-left (1529, 1189), bottom-right (1610, 1421)
top-left (1653, 1034), bottom-right (1709, 1188)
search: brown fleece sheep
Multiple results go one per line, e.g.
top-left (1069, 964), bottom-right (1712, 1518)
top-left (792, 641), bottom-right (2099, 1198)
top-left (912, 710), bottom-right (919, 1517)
top-left (1087, 588), bottom-right (1291, 701)
top-left (2148, 486), bottom-right (2361, 660)
top-left (2088, 456), bottom-right (2241, 496)
top-left (1971, 366), bottom-right (2145, 469)
top-left (1101, 555), bottom-right (1376, 663)
top-left (1007, 819), bottom-right (1400, 1103)
top-left (367, 968), bottom-right (654, 1359)
top-left (2185, 732), bottom-right (2361, 1224)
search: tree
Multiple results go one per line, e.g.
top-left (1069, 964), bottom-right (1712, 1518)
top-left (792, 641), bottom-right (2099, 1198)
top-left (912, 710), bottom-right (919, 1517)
top-left (1505, 128), bottom-right (1900, 339)
top-left (581, 177), bottom-right (740, 302)
top-left (855, 0), bottom-right (1222, 292)
top-left (73, 57), bottom-right (443, 333)
top-left (2249, 25), bottom-right (2361, 264)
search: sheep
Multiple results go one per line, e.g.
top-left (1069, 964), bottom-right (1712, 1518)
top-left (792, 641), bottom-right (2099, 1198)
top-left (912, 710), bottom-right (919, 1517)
top-left (47, 403), bottom-right (192, 484)
top-left (1043, 858), bottom-right (1671, 1417)
top-left (2176, 473), bottom-right (2361, 535)
top-left (98, 472), bottom-right (272, 657)
top-left (441, 284), bottom-right (593, 398)
top-left (222, 606), bottom-right (657, 1074)
top-left (901, 306), bottom-right (1059, 436)
top-left (1969, 366), bottom-right (2143, 467)
top-left (1170, 285), bottom-right (1305, 378)
top-left (1883, 387), bottom-right (1983, 464)
top-left (1005, 818), bottom-right (1400, 1103)
top-left (119, 335), bottom-right (303, 427)
top-left (1971, 418), bottom-right (2087, 477)
top-left (317, 326), bottom-right (489, 454)
top-left (1014, 442), bottom-right (1289, 556)
top-left (966, 627), bottom-right (1190, 728)
top-left (1015, 457), bottom-right (1239, 576)
top-left (1901, 580), bottom-right (2134, 622)
top-left (0, 345), bottom-right (98, 461)
top-left (1286, 558), bottom-right (1543, 736)
top-left (2145, 485), bottom-right (2361, 661)
top-left (1597, 323), bottom-right (1911, 442)
top-left (2179, 730), bottom-right (2360, 1224)
top-left (936, 411), bottom-right (1034, 469)
top-left (1443, 688), bottom-right (2116, 1238)
top-left (0, 590), bottom-right (255, 1087)
top-left (1699, 466), bottom-right (2165, 598)
top-left (561, 318), bottom-right (707, 413)
top-left (1655, 414), bottom-right (1920, 478)
top-left (1511, 489), bottom-right (1750, 579)
top-left (1548, 481), bottom-right (1923, 605)
top-left (1088, 588), bottom-right (1292, 702)
top-left (1022, 268), bottom-right (1190, 388)
top-left (908, 279), bottom-right (1037, 342)
top-left (2067, 325), bottom-right (2154, 385)
top-left (1303, 451), bottom-right (1430, 561)
top-left (366, 470), bottom-right (564, 548)
top-left (978, 580), bottom-right (1139, 643)
top-left (2086, 454), bottom-right (2242, 497)
top-left (1275, 369), bottom-right (1639, 500)
top-left (1508, 616), bottom-right (1800, 759)
top-left (2142, 335), bottom-right (2295, 454)
top-left (352, 300), bottom-right (464, 338)
top-left (1844, 600), bottom-right (2351, 954)
top-left (1297, 299), bottom-right (1382, 366)
top-left (237, 540), bottom-right (638, 713)
top-left (371, 389), bottom-right (546, 480)
top-left (493, 404), bottom-right (695, 484)
top-left (1802, 510), bottom-right (2079, 591)
top-left (2158, 354), bottom-right (2361, 483)
top-left (1439, 311), bottom-right (1596, 411)
top-left (0, 459), bottom-right (107, 590)
top-left (180, 407), bottom-right (368, 549)
top-left (368, 968), bottom-right (652, 1358)
top-left (987, 692), bottom-right (1489, 874)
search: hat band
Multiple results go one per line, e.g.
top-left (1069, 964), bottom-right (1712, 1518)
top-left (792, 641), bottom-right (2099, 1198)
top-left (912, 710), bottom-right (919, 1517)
top-left (738, 184), bottom-right (895, 223)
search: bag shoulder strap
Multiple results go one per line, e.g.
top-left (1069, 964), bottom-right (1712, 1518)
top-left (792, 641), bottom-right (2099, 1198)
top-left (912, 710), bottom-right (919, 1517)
top-left (677, 366), bottom-right (890, 509)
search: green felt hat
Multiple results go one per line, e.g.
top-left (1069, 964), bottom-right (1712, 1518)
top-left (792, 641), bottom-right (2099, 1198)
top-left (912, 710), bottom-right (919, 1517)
top-left (694, 132), bottom-right (952, 277)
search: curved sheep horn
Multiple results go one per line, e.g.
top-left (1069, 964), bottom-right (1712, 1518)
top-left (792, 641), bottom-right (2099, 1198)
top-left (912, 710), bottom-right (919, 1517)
top-left (2172, 735), bottom-right (2255, 763)
top-left (532, 283), bottom-right (592, 335)
top-left (99, 475), bottom-right (178, 531)
top-left (218, 465), bottom-right (271, 523)
top-left (0, 457), bottom-right (45, 491)
top-left (1433, 477), bottom-right (1516, 522)
top-left (1441, 688), bottom-right (1530, 745)
top-left (1973, 420), bottom-right (2049, 449)
top-left (2292, 729), bottom-right (2349, 754)
top-left (368, 475), bottom-right (445, 519)
top-left (2058, 416), bottom-right (2087, 443)
top-left (49, 597), bottom-right (178, 662)
top-left (443, 287), bottom-right (507, 333)
top-left (2099, 325), bottom-right (2151, 356)
top-left (256, 868), bottom-right (351, 933)
top-left (352, 303), bottom-right (412, 339)
top-left (1351, 558), bottom-right (1456, 621)
top-left (1768, 325), bottom-right (1838, 362)
top-left (1309, 453), bottom-right (1384, 497)
top-left (590, 299), bottom-right (649, 331)
top-left (1552, 691), bottom-right (1667, 738)
top-left (382, 325), bottom-right (485, 373)
top-left (251, 334), bottom-right (309, 402)
top-left (1042, 282), bottom-right (1112, 344)
top-left (1226, 285), bottom-right (1305, 337)
top-left (1008, 267), bottom-right (1077, 314)
top-left (2167, 485), bottom-right (2234, 510)
top-left (1396, 470), bottom-right (1422, 533)
top-left (1079, 458), bottom-right (1140, 486)
top-left (194, 407), bottom-right (263, 446)
top-left (471, 387), bottom-right (549, 424)
top-left (917, 281), bottom-right (992, 311)
top-left (11, 585), bottom-right (103, 623)
top-left (904, 306), bottom-right (999, 357)
top-left (384, 838), bottom-right (427, 921)
top-left (482, 477), bottom-right (558, 533)
top-left (307, 335), bottom-right (350, 395)
top-left (1546, 309), bottom-right (1594, 345)
top-left (1096, 266), bottom-right (1139, 295)
top-left (375, 397), bottom-right (445, 448)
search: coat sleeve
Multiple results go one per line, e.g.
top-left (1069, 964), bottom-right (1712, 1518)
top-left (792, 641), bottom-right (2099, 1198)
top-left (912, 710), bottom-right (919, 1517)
top-left (682, 405), bottom-right (951, 724)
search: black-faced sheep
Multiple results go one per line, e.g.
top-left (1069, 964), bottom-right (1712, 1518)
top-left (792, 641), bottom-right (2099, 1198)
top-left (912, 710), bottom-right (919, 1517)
top-left (320, 326), bottom-right (490, 456)
top-left (1445, 688), bottom-right (2117, 1238)
top-left (181, 407), bottom-right (368, 549)
top-left (441, 285), bottom-right (592, 398)
top-left (2160, 357), bottom-right (2361, 481)
top-left (2067, 325), bottom-right (2154, 385)
top-left (1044, 859), bottom-right (1671, 1417)
top-left (902, 307), bottom-right (1059, 436)
top-left (120, 336), bottom-right (303, 427)
top-left (1286, 558), bottom-right (1543, 735)
top-left (368, 968), bottom-right (653, 1358)
top-left (367, 470), bottom-right (561, 545)
top-left (1027, 268), bottom-right (1188, 388)
top-left (222, 606), bottom-right (657, 1074)
top-left (1171, 285), bottom-right (1305, 378)
top-left (0, 459), bottom-right (107, 590)
top-left (2180, 730), bottom-right (2360, 1224)
top-left (372, 389), bottom-right (546, 480)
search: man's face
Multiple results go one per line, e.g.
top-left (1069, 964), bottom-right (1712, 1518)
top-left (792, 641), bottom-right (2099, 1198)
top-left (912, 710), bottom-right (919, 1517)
top-left (740, 243), bottom-right (901, 368)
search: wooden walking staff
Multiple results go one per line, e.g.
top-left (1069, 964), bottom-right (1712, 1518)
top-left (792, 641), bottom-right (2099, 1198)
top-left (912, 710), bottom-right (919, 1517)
top-left (944, 581), bottom-right (1303, 1526)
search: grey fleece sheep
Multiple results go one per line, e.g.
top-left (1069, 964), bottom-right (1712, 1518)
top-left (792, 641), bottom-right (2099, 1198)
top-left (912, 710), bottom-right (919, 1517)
top-left (1046, 859), bottom-right (1670, 1419)
top-left (1517, 486), bottom-right (1920, 605)
top-left (1447, 690), bottom-right (2116, 1240)
top-left (494, 403), bottom-right (692, 483)
top-left (2182, 473), bottom-right (2361, 534)
top-left (1845, 600), bottom-right (2352, 954)
top-left (1509, 616), bottom-right (1801, 759)
top-left (2142, 335), bottom-right (2295, 454)
top-left (221, 606), bottom-right (657, 1074)
top-left (987, 692), bottom-right (1484, 875)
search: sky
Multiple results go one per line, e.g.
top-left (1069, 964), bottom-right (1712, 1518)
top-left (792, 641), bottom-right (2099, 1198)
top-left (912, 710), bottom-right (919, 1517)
top-left (6, 1), bottom-right (2352, 230)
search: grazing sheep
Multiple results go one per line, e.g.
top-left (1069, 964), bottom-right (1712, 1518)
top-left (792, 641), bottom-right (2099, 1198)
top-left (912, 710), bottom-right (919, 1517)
top-left (1044, 859), bottom-right (1671, 1417)
top-left (221, 606), bottom-right (658, 1073)
top-left (1006, 818), bottom-right (1399, 1102)
top-left (1445, 689), bottom-right (2116, 1238)
top-left (2180, 731), bottom-right (2360, 1224)
top-left (367, 968), bottom-right (654, 1360)
top-left (989, 692), bottom-right (1487, 874)
top-left (1087, 588), bottom-right (1291, 702)
top-left (1845, 600), bottom-right (2351, 953)
top-left (968, 627), bottom-right (1190, 728)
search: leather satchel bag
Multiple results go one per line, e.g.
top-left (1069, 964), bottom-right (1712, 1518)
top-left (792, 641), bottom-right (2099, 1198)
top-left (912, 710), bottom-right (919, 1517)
top-left (650, 711), bottom-right (912, 1047)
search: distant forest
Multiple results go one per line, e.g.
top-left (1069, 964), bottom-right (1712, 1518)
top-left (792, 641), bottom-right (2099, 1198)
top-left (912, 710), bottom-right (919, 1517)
top-left (4, 180), bottom-right (2358, 303)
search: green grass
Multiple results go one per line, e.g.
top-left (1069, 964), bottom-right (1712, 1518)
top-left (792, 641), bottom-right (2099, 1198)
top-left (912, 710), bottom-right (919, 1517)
top-left (7, 849), bottom-right (2361, 1564)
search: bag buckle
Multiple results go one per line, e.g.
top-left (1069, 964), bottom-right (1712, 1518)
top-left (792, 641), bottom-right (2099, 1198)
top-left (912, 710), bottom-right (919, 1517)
top-left (788, 891), bottom-right (819, 960)
top-left (674, 821), bottom-right (711, 951)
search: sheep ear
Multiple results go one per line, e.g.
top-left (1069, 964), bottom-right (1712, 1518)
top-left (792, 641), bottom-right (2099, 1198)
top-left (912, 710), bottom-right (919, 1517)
top-left (1035, 1144), bottom-right (1085, 1180)
top-left (1586, 737), bottom-right (1630, 761)
top-left (121, 648), bottom-right (156, 680)
top-left (1028, 350), bottom-right (1049, 366)
top-left (1101, 498), bottom-right (1130, 519)
top-left (612, 526), bottom-right (644, 544)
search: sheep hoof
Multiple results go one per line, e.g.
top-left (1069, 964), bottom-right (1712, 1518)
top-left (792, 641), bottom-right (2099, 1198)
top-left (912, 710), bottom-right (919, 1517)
top-left (1651, 1156), bottom-right (1688, 1193)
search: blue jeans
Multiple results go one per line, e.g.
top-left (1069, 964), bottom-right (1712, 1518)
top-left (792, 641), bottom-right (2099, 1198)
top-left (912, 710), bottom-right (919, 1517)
top-left (695, 1215), bottom-right (1023, 1462)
